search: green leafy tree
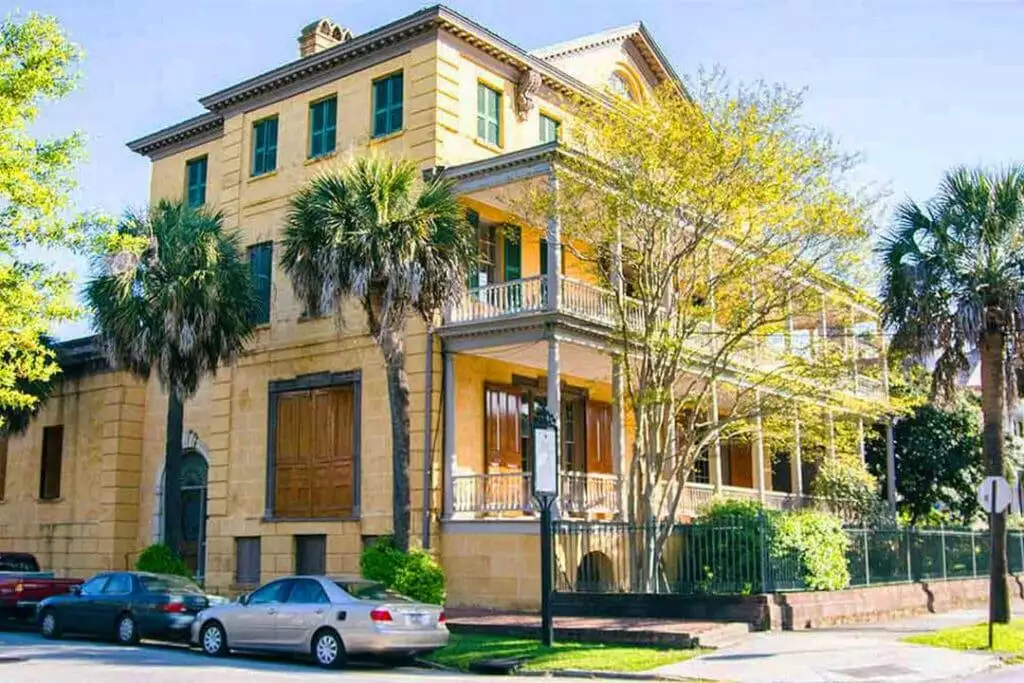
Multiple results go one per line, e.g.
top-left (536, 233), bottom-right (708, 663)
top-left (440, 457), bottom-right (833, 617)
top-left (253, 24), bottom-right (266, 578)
top-left (879, 166), bottom-right (1024, 623)
top-left (281, 156), bottom-right (474, 552)
top-left (866, 396), bottom-right (984, 527)
top-left (0, 14), bottom-right (90, 432)
top-left (86, 200), bottom-right (254, 559)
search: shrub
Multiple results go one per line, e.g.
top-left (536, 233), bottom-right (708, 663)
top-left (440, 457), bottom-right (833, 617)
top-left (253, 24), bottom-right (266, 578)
top-left (394, 550), bottom-right (446, 605)
top-left (811, 454), bottom-right (879, 523)
top-left (691, 499), bottom-right (850, 592)
top-left (772, 510), bottom-right (850, 590)
top-left (135, 543), bottom-right (191, 578)
top-left (360, 537), bottom-right (446, 605)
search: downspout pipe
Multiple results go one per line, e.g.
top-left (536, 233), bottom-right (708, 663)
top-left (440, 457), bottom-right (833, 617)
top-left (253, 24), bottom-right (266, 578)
top-left (421, 329), bottom-right (435, 549)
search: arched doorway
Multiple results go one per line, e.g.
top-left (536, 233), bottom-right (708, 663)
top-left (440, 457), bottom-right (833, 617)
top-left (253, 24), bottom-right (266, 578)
top-left (176, 450), bottom-right (208, 580)
top-left (576, 551), bottom-right (615, 593)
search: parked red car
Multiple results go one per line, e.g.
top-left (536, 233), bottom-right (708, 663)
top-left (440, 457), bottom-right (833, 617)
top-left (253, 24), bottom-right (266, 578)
top-left (0, 553), bottom-right (82, 620)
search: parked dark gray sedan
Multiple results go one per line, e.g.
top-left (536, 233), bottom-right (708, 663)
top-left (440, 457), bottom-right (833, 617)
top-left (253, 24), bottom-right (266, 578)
top-left (192, 576), bottom-right (448, 669)
top-left (37, 572), bottom-right (218, 644)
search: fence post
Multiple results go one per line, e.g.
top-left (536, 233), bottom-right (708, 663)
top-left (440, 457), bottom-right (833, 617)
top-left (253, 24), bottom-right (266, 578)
top-left (1018, 530), bottom-right (1023, 575)
top-left (863, 529), bottom-right (871, 586)
top-left (905, 527), bottom-right (913, 582)
top-left (971, 531), bottom-right (978, 578)
top-left (759, 512), bottom-right (769, 593)
top-left (940, 526), bottom-right (947, 580)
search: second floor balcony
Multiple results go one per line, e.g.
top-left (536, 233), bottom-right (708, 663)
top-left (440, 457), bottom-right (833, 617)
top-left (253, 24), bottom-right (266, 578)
top-left (442, 273), bottom-right (886, 402)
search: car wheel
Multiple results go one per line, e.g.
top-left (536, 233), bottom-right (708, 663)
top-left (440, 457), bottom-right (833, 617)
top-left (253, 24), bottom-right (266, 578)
top-left (115, 614), bottom-right (139, 645)
top-left (39, 609), bottom-right (61, 639)
top-left (200, 621), bottom-right (228, 657)
top-left (312, 628), bottom-right (345, 669)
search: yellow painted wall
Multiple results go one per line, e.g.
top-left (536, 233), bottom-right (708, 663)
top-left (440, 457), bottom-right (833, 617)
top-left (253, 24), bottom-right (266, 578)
top-left (0, 371), bottom-right (145, 578)
top-left (442, 529), bottom-right (541, 610)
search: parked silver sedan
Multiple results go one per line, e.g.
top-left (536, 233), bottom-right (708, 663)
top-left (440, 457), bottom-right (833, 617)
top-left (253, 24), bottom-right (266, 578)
top-left (190, 576), bottom-right (447, 669)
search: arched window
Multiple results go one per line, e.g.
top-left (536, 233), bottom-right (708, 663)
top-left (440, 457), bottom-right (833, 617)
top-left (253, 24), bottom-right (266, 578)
top-left (609, 72), bottom-right (635, 101)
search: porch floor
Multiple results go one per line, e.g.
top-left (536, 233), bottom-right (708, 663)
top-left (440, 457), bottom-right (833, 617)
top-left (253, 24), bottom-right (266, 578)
top-left (445, 608), bottom-right (751, 649)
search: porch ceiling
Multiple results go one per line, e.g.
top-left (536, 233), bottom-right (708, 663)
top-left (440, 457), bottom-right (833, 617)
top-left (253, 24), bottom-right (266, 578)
top-left (465, 339), bottom-right (614, 385)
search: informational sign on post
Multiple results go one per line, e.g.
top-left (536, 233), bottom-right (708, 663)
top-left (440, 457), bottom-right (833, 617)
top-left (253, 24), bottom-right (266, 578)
top-left (1012, 478), bottom-right (1024, 517)
top-left (977, 476), bottom-right (1011, 514)
top-left (534, 428), bottom-right (557, 496)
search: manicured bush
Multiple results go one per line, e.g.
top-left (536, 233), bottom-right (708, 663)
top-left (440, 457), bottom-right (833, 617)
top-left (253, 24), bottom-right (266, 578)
top-left (135, 543), bottom-right (191, 578)
top-left (690, 499), bottom-right (850, 592)
top-left (360, 537), bottom-right (447, 605)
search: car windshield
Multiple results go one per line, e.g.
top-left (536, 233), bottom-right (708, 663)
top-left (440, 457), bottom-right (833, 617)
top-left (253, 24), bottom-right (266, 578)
top-left (0, 556), bottom-right (39, 572)
top-left (140, 575), bottom-right (203, 594)
top-left (334, 581), bottom-right (413, 602)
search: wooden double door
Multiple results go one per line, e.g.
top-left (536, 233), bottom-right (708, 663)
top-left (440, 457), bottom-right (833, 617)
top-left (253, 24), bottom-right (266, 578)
top-left (484, 383), bottom-right (614, 479)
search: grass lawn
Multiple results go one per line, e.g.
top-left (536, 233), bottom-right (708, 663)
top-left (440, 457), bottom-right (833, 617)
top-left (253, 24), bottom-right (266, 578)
top-left (425, 632), bottom-right (706, 673)
top-left (904, 622), bottom-right (1024, 656)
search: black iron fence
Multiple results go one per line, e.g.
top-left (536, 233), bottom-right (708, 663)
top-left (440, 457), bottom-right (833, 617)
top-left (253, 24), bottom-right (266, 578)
top-left (554, 518), bottom-right (1024, 596)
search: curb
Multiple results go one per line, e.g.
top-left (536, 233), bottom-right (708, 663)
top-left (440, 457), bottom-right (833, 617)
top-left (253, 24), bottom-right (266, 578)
top-left (502, 669), bottom-right (701, 681)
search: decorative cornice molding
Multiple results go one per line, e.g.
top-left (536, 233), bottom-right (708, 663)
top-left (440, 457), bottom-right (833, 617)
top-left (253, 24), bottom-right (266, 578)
top-left (126, 112), bottom-right (223, 157)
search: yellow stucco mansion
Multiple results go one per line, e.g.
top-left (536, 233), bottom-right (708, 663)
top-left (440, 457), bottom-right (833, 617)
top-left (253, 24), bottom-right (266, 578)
top-left (0, 6), bottom-right (889, 610)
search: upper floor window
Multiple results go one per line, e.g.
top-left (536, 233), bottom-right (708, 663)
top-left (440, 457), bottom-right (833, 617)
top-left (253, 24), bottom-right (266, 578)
top-left (185, 156), bottom-right (208, 208)
top-left (477, 83), bottom-right (501, 146)
top-left (539, 114), bottom-right (560, 144)
top-left (39, 425), bottom-right (63, 501)
top-left (609, 72), bottom-right (636, 101)
top-left (309, 96), bottom-right (337, 159)
top-left (372, 73), bottom-right (403, 138)
top-left (251, 117), bottom-right (278, 177)
top-left (248, 242), bottom-right (273, 325)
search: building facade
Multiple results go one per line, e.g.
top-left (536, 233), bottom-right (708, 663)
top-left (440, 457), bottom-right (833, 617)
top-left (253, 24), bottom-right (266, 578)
top-left (0, 6), bottom-right (889, 610)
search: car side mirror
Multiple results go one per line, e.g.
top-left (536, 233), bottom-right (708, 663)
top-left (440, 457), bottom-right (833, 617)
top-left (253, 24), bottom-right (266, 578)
top-left (69, 585), bottom-right (81, 596)
top-left (237, 593), bottom-right (249, 606)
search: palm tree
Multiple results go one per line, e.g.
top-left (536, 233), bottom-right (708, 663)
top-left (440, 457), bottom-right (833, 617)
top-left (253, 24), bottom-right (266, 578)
top-left (86, 200), bottom-right (254, 562)
top-left (281, 156), bottom-right (474, 552)
top-left (880, 166), bottom-right (1024, 624)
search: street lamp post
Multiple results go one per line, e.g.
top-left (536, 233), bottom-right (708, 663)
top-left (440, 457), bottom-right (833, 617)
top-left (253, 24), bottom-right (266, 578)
top-left (533, 405), bottom-right (558, 647)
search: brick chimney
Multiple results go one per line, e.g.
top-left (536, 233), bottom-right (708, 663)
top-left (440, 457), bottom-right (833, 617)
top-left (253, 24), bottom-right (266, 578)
top-left (298, 18), bottom-right (352, 58)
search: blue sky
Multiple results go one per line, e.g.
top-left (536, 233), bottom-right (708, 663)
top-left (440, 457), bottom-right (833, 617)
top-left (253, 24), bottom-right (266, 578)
top-left (14, 0), bottom-right (1024, 339)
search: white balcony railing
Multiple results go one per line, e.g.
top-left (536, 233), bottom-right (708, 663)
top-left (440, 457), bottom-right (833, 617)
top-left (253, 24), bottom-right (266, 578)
top-left (451, 471), bottom-right (622, 517)
top-left (560, 471), bottom-right (620, 515)
top-left (446, 276), bottom-right (547, 324)
top-left (680, 482), bottom-right (813, 518)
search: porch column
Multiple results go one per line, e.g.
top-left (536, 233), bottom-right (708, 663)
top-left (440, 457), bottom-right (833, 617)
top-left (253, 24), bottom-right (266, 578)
top-left (755, 390), bottom-right (766, 503)
top-left (611, 357), bottom-right (626, 517)
top-left (547, 328), bottom-right (561, 517)
top-left (442, 350), bottom-right (457, 519)
top-left (546, 172), bottom-right (561, 312)
top-left (711, 381), bottom-right (723, 492)
top-left (885, 418), bottom-right (897, 509)
top-left (792, 408), bottom-right (804, 495)
top-left (819, 290), bottom-right (828, 359)
top-left (858, 416), bottom-right (866, 463)
top-left (827, 409), bottom-right (837, 459)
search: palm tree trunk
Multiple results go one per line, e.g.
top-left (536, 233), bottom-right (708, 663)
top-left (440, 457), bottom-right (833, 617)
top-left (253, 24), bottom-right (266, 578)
top-left (385, 343), bottom-right (412, 553)
top-left (981, 327), bottom-right (1010, 624)
top-left (163, 391), bottom-right (184, 562)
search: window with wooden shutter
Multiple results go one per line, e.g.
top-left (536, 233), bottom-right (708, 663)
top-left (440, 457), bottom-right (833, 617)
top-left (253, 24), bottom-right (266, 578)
top-left (485, 384), bottom-right (522, 473)
top-left (0, 437), bottom-right (7, 502)
top-left (185, 155), bottom-right (207, 208)
top-left (234, 537), bottom-right (261, 586)
top-left (272, 380), bottom-right (356, 519)
top-left (477, 82), bottom-right (501, 146)
top-left (39, 425), bottom-right (63, 500)
top-left (251, 117), bottom-right (278, 176)
top-left (372, 72), bottom-right (403, 138)
top-left (585, 401), bottom-right (613, 475)
top-left (309, 96), bottom-right (337, 158)
top-left (248, 242), bottom-right (272, 325)
top-left (295, 535), bottom-right (326, 575)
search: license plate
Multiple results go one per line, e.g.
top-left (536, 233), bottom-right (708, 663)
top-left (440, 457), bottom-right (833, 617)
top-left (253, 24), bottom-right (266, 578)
top-left (408, 613), bottom-right (431, 626)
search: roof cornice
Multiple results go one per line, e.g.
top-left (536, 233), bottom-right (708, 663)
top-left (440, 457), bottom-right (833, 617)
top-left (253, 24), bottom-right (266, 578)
top-left (126, 112), bottom-right (223, 157)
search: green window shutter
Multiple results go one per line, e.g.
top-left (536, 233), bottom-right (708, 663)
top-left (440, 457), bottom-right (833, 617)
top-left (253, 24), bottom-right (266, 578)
top-left (186, 156), bottom-right (207, 208)
top-left (252, 118), bottom-right (278, 176)
top-left (503, 225), bottom-right (521, 282)
top-left (539, 115), bottom-right (559, 143)
top-left (477, 84), bottom-right (501, 145)
top-left (248, 242), bottom-right (273, 325)
top-left (540, 238), bottom-right (548, 276)
top-left (467, 209), bottom-right (480, 289)
top-left (309, 97), bottom-right (337, 158)
top-left (372, 73), bottom-right (403, 138)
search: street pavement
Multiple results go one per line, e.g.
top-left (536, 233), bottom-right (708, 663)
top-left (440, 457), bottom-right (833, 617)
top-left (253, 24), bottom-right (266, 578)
top-left (656, 608), bottom-right (1024, 682)
top-left (0, 629), bottom-right (589, 683)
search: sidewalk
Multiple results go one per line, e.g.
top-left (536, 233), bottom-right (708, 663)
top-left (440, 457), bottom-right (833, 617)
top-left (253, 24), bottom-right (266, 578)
top-left (654, 608), bottom-right (1021, 683)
